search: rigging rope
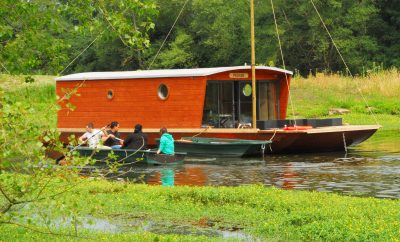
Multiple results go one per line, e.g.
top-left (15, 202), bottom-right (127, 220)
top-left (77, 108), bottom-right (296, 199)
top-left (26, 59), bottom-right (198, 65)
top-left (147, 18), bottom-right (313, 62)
top-left (0, 61), bottom-right (10, 74)
top-left (309, 0), bottom-right (379, 125)
top-left (147, 0), bottom-right (190, 70)
top-left (59, 28), bottom-right (109, 75)
top-left (60, 5), bottom-right (132, 75)
top-left (270, 0), bottom-right (297, 126)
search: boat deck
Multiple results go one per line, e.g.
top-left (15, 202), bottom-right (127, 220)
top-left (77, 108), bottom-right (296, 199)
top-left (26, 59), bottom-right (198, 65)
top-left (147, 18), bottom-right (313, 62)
top-left (58, 125), bottom-right (380, 154)
top-left (59, 125), bottom-right (381, 134)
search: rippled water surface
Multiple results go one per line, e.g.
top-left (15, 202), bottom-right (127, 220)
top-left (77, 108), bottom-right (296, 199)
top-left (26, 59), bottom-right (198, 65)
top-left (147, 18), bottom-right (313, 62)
top-left (112, 132), bottom-right (400, 198)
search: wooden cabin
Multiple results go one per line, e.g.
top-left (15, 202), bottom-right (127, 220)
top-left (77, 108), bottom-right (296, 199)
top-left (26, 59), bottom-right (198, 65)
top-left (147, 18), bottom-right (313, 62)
top-left (56, 66), bottom-right (292, 129)
top-left (56, 66), bottom-right (380, 154)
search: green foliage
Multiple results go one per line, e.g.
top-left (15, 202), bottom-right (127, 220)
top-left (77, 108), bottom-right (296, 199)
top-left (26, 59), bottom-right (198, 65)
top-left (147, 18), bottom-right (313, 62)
top-left (1, 0), bottom-right (400, 74)
top-left (0, 76), bottom-right (108, 238)
top-left (1, 180), bottom-right (400, 241)
top-left (0, 0), bottom-right (158, 74)
top-left (151, 30), bottom-right (196, 68)
top-left (0, 71), bottom-right (399, 239)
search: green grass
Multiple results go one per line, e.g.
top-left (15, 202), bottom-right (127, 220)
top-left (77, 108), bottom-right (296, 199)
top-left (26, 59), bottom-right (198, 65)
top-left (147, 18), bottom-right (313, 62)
top-left (1, 179), bottom-right (400, 241)
top-left (0, 74), bottom-right (57, 128)
top-left (287, 70), bottom-right (400, 133)
top-left (1, 72), bottom-right (400, 240)
top-left (1, 72), bottom-right (399, 132)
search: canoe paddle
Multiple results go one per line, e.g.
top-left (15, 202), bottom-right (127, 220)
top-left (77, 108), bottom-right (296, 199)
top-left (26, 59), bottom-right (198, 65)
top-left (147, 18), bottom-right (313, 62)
top-left (56, 124), bottom-right (110, 164)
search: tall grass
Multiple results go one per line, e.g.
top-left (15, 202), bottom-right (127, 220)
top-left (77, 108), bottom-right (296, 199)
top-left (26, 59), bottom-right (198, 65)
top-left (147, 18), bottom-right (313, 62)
top-left (1, 71), bottom-right (399, 130)
top-left (289, 68), bottom-right (400, 123)
top-left (293, 68), bottom-right (400, 97)
top-left (0, 74), bottom-right (55, 90)
top-left (0, 74), bottom-right (57, 128)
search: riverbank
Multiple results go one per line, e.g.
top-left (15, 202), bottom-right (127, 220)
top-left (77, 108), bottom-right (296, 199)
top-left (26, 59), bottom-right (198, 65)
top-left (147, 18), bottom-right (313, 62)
top-left (1, 178), bottom-right (399, 241)
top-left (1, 71), bottom-right (399, 137)
top-left (291, 69), bottom-right (400, 130)
top-left (1, 72), bottom-right (400, 240)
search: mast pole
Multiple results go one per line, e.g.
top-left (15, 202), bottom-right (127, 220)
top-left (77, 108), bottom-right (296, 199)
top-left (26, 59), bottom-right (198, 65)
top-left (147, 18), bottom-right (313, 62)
top-left (250, 0), bottom-right (257, 129)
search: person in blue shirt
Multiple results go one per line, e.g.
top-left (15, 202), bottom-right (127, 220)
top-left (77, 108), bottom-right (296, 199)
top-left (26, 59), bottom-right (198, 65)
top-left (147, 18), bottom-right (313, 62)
top-left (157, 127), bottom-right (174, 155)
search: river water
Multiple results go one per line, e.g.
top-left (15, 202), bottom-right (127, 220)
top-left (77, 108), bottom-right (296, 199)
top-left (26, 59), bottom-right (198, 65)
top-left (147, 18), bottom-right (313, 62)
top-left (111, 132), bottom-right (400, 199)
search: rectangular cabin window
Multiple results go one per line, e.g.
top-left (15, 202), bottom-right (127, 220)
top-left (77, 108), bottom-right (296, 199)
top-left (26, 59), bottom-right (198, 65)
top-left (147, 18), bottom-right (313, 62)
top-left (202, 80), bottom-right (279, 128)
top-left (202, 82), bottom-right (235, 128)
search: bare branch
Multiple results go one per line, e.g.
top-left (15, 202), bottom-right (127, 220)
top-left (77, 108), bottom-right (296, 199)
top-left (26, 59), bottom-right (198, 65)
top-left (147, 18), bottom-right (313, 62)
top-left (0, 220), bottom-right (94, 240)
top-left (0, 203), bottom-right (12, 214)
top-left (0, 183), bottom-right (14, 204)
top-left (35, 178), bottom-right (52, 200)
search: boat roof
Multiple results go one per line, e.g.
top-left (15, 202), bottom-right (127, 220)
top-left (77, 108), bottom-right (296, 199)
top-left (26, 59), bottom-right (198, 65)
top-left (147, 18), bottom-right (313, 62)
top-left (56, 66), bottom-right (293, 81)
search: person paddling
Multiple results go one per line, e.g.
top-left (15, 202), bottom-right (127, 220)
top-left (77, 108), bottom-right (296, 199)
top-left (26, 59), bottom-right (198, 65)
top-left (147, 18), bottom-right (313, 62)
top-left (78, 123), bottom-right (107, 148)
top-left (157, 127), bottom-right (174, 155)
top-left (102, 121), bottom-right (123, 149)
top-left (57, 123), bottom-right (108, 165)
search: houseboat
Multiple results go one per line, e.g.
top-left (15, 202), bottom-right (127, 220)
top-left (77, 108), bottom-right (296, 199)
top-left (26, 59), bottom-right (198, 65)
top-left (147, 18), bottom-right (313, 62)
top-left (56, 66), bottom-right (380, 154)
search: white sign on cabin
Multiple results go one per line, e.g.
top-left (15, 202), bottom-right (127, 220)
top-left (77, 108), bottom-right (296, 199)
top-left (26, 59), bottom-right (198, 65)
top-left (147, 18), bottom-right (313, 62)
top-left (229, 73), bottom-right (249, 79)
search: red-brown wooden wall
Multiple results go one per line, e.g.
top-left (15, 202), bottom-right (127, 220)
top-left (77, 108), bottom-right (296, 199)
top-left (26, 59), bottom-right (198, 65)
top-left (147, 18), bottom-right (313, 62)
top-left (56, 69), bottom-right (291, 129)
top-left (57, 77), bottom-right (208, 129)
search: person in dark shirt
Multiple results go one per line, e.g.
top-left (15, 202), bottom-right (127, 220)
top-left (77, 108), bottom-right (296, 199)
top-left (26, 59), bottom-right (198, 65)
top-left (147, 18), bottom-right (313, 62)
top-left (102, 121), bottom-right (123, 149)
top-left (122, 123), bottom-right (148, 150)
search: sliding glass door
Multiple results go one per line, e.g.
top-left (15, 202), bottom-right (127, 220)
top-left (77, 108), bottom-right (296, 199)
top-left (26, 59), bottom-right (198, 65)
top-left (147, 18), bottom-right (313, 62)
top-left (202, 82), bottom-right (234, 128)
top-left (202, 80), bottom-right (279, 128)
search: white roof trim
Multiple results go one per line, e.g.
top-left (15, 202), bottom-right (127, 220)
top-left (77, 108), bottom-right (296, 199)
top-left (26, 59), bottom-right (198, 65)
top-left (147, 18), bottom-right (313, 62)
top-left (56, 66), bottom-right (293, 81)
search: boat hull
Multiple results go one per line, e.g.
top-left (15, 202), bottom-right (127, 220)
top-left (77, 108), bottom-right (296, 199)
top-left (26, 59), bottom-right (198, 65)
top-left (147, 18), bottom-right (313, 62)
top-left (70, 147), bottom-right (185, 165)
top-left (59, 125), bottom-right (380, 154)
top-left (174, 137), bottom-right (272, 157)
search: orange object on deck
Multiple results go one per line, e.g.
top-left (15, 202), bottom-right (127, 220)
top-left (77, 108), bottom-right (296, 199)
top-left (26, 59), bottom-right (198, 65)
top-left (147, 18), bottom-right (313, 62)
top-left (283, 126), bottom-right (313, 131)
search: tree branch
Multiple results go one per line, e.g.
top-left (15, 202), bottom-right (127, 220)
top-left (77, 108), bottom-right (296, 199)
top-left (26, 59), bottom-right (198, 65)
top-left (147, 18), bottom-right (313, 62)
top-left (0, 183), bottom-right (14, 204)
top-left (0, 220), bottom-right (94, 240)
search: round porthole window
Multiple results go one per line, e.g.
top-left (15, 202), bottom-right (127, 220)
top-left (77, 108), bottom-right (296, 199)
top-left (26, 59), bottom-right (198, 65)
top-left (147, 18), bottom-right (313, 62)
top-left (242, 84), bottom-right (252, 96)
top-left (158, 84), bottom-right (169, 100)
top-left (107, 89), bottom-right (114, 100)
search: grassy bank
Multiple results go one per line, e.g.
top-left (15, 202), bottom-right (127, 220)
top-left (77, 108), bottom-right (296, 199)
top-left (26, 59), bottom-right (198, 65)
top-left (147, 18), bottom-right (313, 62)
top-left (290, 69), bottom-right (400, 128)
top-left (0, 74), bottom-right (57, 128)
top-left (1, 71), bottom-right (400, 240)
top-left (1, 178), bottom-right (400, 241)
top-left (2, 70), bottom-right (400, 131)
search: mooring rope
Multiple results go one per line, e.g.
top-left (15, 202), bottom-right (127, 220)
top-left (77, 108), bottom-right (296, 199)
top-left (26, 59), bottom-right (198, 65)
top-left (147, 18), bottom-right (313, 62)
top-left (191, 126), bottom-right (211, 138)
top-left (309, 0), bottom-right (379, 126)
top-left (342, 132), bottom-right (348, 154)
top-left (268, 128), bottom-right (278, 142)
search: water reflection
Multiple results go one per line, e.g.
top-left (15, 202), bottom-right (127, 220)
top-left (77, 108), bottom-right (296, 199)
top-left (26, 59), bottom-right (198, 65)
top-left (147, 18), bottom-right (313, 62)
top-left (161, 168), bottom-right (175, 186)
top-left (107, 135), bottom-right (400, 199)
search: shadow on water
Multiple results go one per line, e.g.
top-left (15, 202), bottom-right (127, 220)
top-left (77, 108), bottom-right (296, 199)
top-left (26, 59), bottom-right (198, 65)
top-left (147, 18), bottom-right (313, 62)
top-left (87, 131), bottom-right (400, 199)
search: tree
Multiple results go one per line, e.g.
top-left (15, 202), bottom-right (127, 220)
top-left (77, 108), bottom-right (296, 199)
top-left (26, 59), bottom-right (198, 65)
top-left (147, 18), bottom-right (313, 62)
top-left (269, 0), bottom-right (380, 75)
top-left (370, 0), bottom-right (400, 68)
top-left (150, 30), bottom-right (196, 69)
top-left (0, 0), bottom-right (158, 74)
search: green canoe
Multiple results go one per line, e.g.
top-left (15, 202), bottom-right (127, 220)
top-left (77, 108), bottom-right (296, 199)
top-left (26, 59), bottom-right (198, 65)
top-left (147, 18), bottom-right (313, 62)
top-left (174, 137), bottom-right (272, 157)
top-left (70, 147), bottom-right (185, 165)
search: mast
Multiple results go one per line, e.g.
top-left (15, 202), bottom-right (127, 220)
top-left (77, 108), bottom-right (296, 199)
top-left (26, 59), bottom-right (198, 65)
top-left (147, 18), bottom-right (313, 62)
top-left (250, 0), bottom-right (257, 129)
